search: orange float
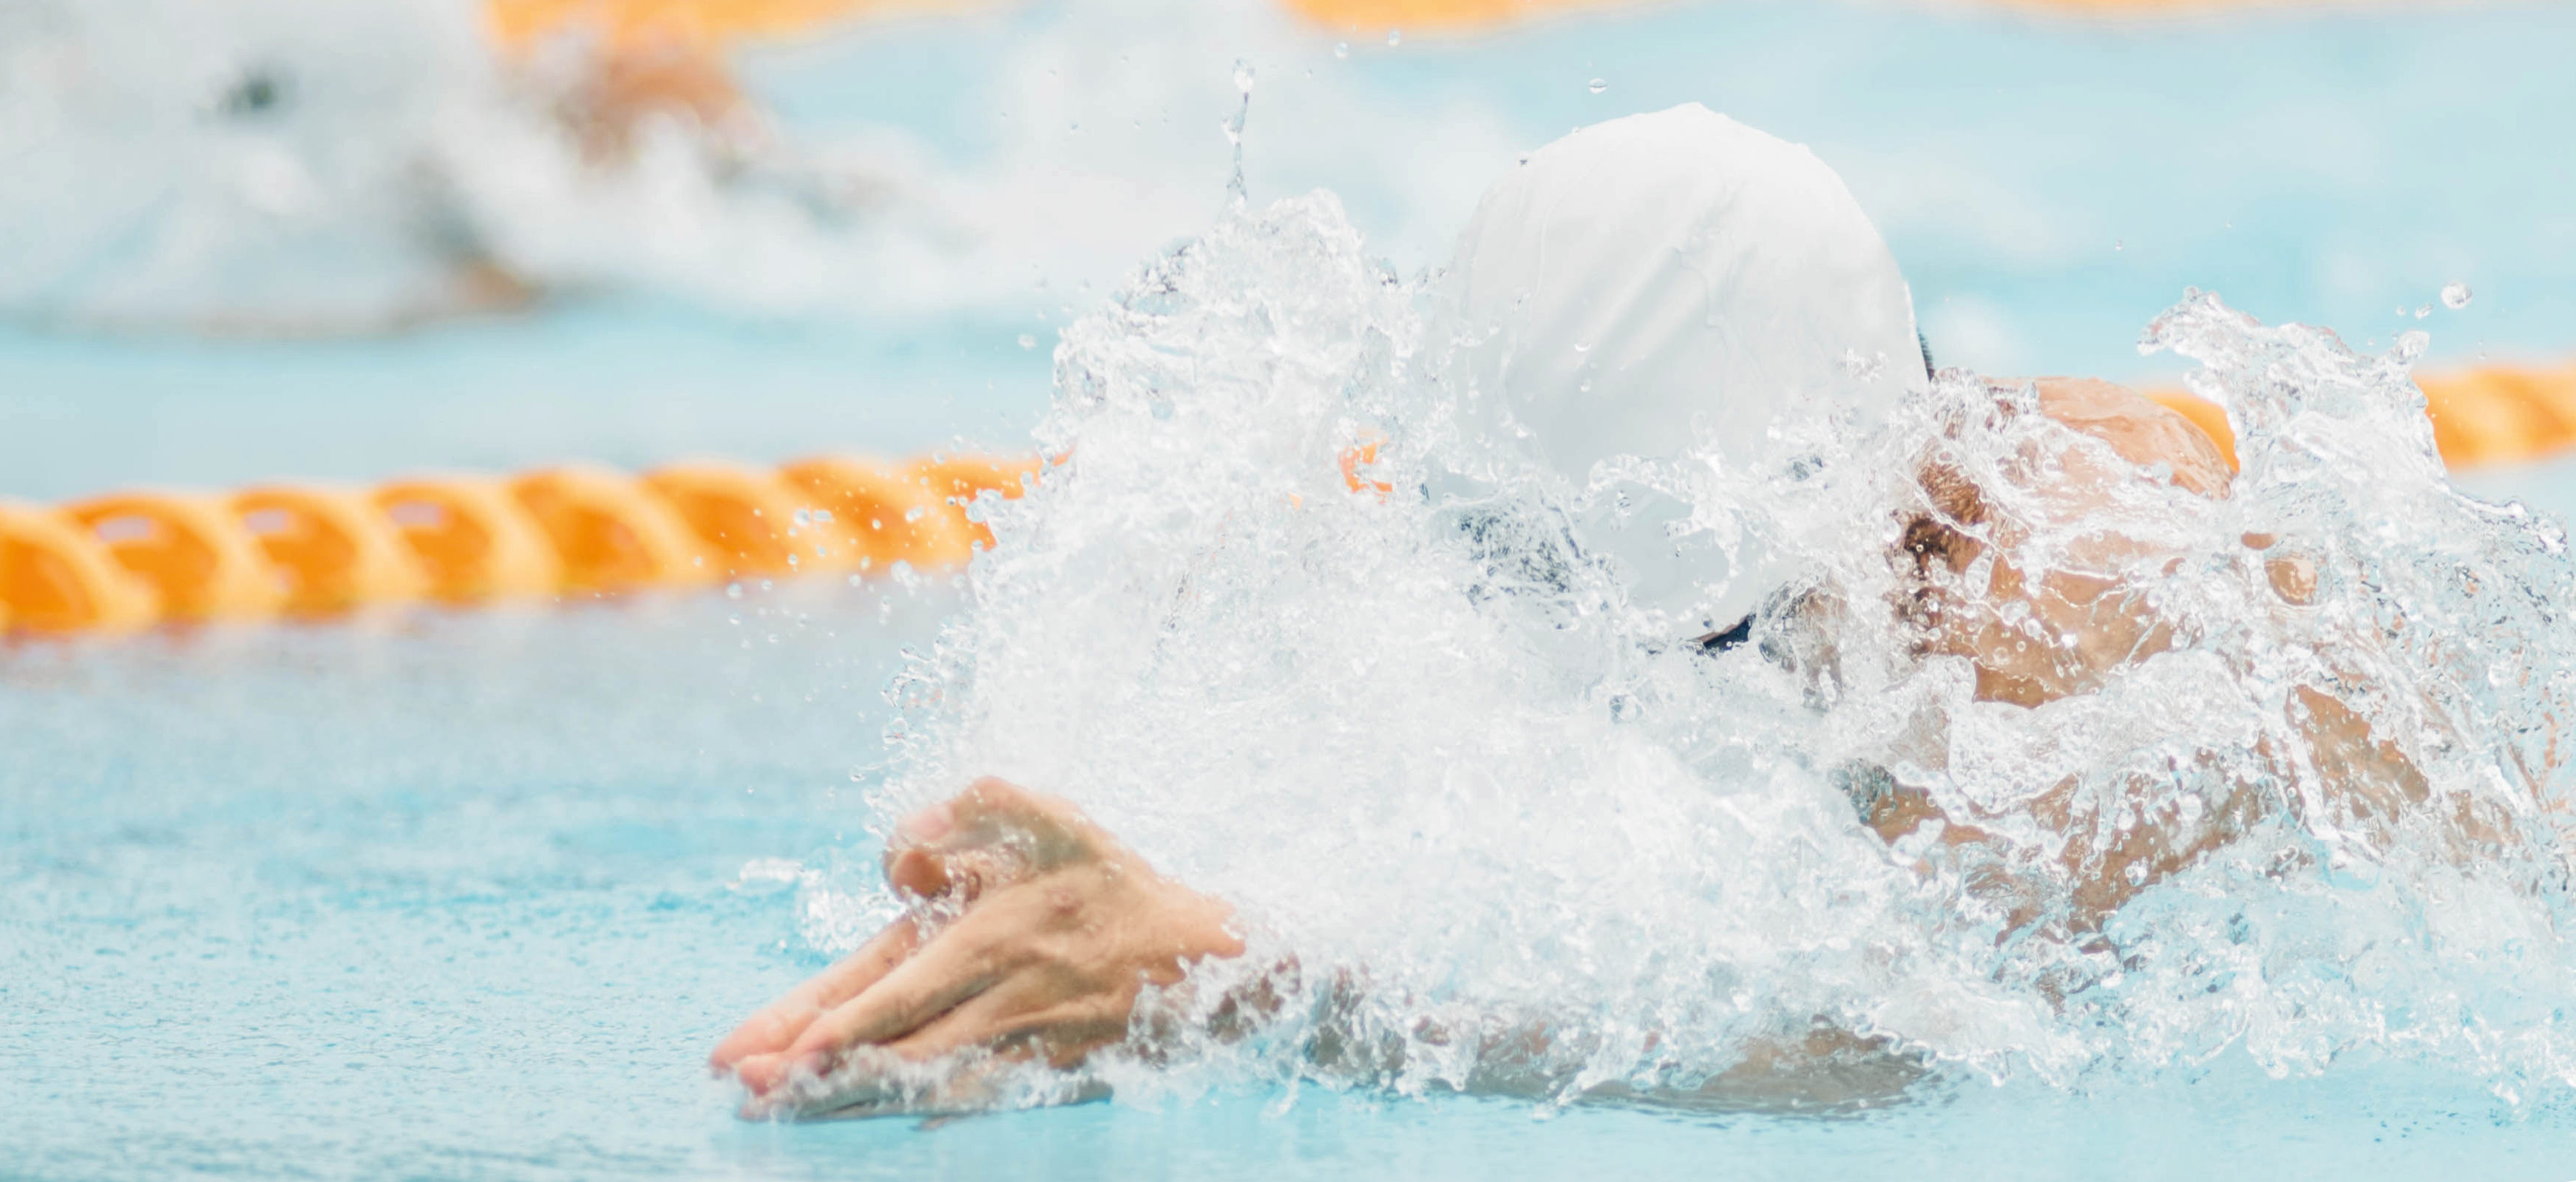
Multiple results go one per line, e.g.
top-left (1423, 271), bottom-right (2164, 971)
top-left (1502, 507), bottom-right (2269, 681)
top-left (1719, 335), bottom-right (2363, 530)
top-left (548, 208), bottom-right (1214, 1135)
top-left (63, 492), bottom-right (287, 622)
top-left (918, 455), bottom-right (1042, 550)
top-left (2152, 362), bottom-right (2576, 473)
top-left (2418, 364), bottom-right (2576, 467)
top-left (776, 456), bottom-right (975, 570)
top-left (1280, 0), bottom-right (1633, 32)
top-left (509, 466), bottom-right (715, 594)
top-left (375, 478), bottom-right (566, 602)
top-left (644, 462), bottom-right (850, 579)
top-left (229, 486), bottom-right (430, 615)
top-left (2147, 390), bottom-right (2240, 470)
top-left (0, 500), bottom-right (159, 634)
top-left (3, 453), bottom-right (1035, 638)
top-left (484, 0), bottom-right (2498, 58)
top-left (1339, 437), bottom-right (1394, 497)
top-left (484, 0), bottom-right (973, 50)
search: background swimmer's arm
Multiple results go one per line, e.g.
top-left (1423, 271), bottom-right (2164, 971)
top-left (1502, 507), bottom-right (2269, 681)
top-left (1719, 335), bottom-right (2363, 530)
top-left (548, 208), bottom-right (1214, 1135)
top-left (710, 778), bottom-right (1246, 1117)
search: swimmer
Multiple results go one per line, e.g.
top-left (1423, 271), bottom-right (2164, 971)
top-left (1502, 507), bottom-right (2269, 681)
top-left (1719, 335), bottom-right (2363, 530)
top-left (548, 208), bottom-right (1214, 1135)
top-left (0, 0), bottom-right (867, 334)
top-left (709, 106), bottom-right (2474, 1114)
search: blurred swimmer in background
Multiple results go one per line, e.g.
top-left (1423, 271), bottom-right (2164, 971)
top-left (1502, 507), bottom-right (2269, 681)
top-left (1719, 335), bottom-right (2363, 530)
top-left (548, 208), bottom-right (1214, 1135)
top-left (709, 106), bottom-right (2499, 1113)
top-left (0, 0), bottom-right (892, 333)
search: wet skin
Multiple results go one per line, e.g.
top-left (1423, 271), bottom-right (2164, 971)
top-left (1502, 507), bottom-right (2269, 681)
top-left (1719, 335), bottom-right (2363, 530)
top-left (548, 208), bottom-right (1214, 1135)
top-left (711, 377), bottom-right (2443, 1113)
top-left (711, 778), bottom-right (1241, 1115)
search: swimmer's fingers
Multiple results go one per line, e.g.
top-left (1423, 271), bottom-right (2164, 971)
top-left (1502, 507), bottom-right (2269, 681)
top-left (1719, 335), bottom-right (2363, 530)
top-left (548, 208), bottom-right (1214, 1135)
top-left (773, 916), bottom-right (1014, 1067)
top-left (710, 914), bottom-right (923, 1073)
top-left (749, 985), bottom-right (1122, 1119)
top-left (885, 974), bottom-right (1135, 1070)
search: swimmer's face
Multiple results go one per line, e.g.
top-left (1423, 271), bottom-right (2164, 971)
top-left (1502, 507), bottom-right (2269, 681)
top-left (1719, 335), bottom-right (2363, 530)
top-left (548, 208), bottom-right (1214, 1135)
top-left (1893, 379), bottom-right (2232, 708)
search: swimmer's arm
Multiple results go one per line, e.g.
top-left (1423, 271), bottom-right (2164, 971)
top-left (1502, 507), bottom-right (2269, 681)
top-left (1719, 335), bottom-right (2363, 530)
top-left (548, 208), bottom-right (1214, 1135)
top-left (710, 778), bottom-right (1247, 1117)
top-left (1854, 766), bottom-right (2261, 931)
top-left (711, 781), bottom-right (1931, 1115)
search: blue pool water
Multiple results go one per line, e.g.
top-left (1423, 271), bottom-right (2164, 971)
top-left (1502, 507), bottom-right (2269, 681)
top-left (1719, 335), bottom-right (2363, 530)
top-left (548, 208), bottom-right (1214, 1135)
top-left (8, 597), bottom-right (2576, 1180)
top-left (11, 1), bottom-right (2576, 1178)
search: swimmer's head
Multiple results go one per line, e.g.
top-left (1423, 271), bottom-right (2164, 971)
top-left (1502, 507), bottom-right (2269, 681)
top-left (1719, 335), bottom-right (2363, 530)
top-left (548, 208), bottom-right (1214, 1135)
top-left (1894, 378), bottom-right (2233, 707)
top-left (1441, 104), bottom-right (1922, 631)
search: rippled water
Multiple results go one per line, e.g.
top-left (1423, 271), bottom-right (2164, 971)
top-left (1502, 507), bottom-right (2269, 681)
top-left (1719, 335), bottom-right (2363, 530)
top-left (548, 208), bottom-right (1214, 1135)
top-left (8, 587), bottom-right (2576, 1178)
top-left (12, 0), bottom-right (2576, 1175)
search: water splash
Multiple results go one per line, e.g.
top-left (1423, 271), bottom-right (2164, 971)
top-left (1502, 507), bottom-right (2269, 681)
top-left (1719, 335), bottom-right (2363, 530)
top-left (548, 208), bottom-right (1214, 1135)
top-left (1224, 58), bottom-right (1256, 210)
top-left (817, 196), bottom-right (2576, 1112)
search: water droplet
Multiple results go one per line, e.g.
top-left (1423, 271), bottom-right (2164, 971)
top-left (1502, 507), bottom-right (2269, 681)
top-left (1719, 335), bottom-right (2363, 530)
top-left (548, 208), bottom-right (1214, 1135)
top-left (1017, 333), bottom-right (1038, 350)
top-left (1386, 28), bottom-right (1401, 46)
top-left (2441, 281), bottom-right (2473, 310)
top-left (1333, 41), bottom-right (1349, 59)
top-left (2395, 329), bottom-right (2430, 362)
top-left (1572, 342), bottom-right (1590, 353)
top-left (1233, 60), bottom-right (1255, 94)
top-left (1587, 78), bottom-right (1607, 94)
top-left (2113, 240), bottom-right (2124, 252)
top-left (2415, 305), bottom-right (2431, 319)
top-left (725, 582), bottom-right (744, 600)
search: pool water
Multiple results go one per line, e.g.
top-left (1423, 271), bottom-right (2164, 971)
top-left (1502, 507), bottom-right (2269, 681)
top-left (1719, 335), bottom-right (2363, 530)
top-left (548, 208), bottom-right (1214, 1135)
top-left (12, 0), bottom-right (2576, 1178)
top-left (7, 595), bottom-right (2576, 1179)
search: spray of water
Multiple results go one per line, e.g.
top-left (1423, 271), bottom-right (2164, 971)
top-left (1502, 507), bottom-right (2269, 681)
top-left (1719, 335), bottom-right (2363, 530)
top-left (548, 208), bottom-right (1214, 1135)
top-left (784, 193), bottom-right (2576, 1112)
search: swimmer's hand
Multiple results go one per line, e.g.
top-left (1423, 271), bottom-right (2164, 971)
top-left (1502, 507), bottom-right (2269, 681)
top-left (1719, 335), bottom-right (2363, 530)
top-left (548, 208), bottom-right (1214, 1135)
top-left (709, 778), bottom-right (1244, 1118)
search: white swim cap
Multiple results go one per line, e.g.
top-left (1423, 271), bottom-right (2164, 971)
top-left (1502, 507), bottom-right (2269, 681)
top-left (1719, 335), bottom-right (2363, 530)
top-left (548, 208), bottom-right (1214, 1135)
top-left (1443, 103), bottom-right (1919, 631)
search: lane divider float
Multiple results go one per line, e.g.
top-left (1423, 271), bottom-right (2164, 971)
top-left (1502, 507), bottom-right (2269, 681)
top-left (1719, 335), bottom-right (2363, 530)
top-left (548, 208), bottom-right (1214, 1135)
top-left (0, 454), bottom-right (1039, 636)
top-left (2151, 361), bottom-right (2576, 472)
top-left (487, 0), bottom-right (2429, 51)
top-left (13, 359), bottom-right (2569, 636)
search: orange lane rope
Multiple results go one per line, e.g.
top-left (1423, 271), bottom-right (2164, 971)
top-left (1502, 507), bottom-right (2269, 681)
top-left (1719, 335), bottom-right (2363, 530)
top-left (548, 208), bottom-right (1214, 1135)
top-left (13, 361), bottom-right (2566, 636)
top-left (1, 455), bottom-right (1038, 636)
top-left (486, 0), bottom-right (2444, 50)
top-left (2150, 361), bottom-right (2576, 472)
